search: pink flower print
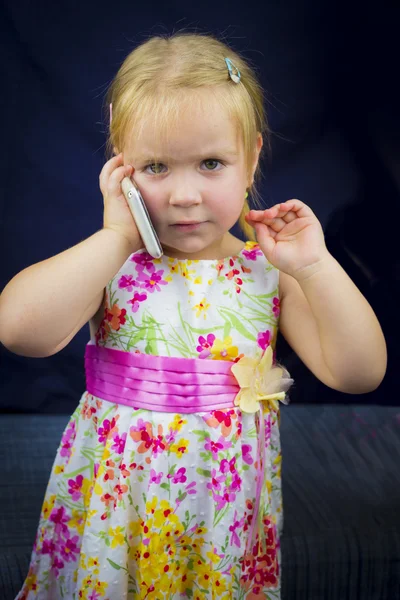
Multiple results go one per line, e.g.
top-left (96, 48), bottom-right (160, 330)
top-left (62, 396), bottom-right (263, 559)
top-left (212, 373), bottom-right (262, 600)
top-left (51, 555), bottom-right (65, 577)
top-left (197, 333), bottom-right (216, 359)
top-left (111, 432), bottom-right (127, 454)
top-left (49, 506), bottom-right (70, 537)
top-left (88, 591), bottom-right (101, 600)
top-left (257, 329), bottom-right (271, 351)
top-left (272, 296), bottom-right (280, 317)
top-left (67, 474), bottom-right (84, 502)
top-left (41, 539), bottom-right (57, 556)
top-left (127, 291), bottom-right (147, 313)
top-left (172, 467), bottom-right (187, 484)
top-left (213, 492), bottom-right (227, 511)
top-left (223, 488), bottom-right (237, 503)
top-left (229, 510), bottom-right (245, 548)
top-left (206, 468), bottom-right (225, 493)
top-left (132, 252), bottom-right (154, 270)
top-left (137, 268), bottom-right (168, 293)
top-left (231, 472), bottom-right (242, 492)
top-left (186, 481), bottom-right (197, 495)
top-left (98, 417), bottom-right (118, 444)
top-left (60, 533), bottom-right (80, 562)
top-left (220, 456), bottom-right (237, 474)
top-left (118, 274), bottom-right (138, 291)
top-left (242, 444), bottom-right (254, 465)
top-left (264, 415), bottom-right (272, 447)
top-left (204, 436), bottom-right (232, 460)
top-left (149, 469), bottom-right (163, 485)
top-left (242, 245), bottom-right (263, 261)
top-left (60, 421), bottom-right (76, 459)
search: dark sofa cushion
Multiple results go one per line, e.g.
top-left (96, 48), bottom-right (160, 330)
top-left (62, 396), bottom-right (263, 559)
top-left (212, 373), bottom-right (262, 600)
top-left (1, 404), bottom-right (399, 599)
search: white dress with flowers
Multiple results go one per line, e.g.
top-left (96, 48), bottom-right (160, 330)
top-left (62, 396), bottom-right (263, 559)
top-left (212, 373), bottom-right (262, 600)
top-left (17, 240), bottom-right (291, 600)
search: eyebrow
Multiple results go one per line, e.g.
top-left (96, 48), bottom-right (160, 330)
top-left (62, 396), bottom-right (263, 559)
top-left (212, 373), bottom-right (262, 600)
top-left (134, 149), bottom-right (239, 162)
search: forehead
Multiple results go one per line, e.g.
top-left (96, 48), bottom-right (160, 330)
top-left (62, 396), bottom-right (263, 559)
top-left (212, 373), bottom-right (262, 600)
top-left (124, 89), bottom-right (241, 160)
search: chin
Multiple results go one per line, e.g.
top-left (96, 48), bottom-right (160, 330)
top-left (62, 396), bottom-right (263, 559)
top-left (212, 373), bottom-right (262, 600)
top-left (161, 236), bottom-right (214, 259)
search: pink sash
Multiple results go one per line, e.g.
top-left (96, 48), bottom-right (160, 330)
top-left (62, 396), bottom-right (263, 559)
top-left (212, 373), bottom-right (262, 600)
top-left (85, 344), bottom-right (267, 553)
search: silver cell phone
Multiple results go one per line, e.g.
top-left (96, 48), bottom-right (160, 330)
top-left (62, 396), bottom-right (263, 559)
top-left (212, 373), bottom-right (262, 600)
top-left (121, 177), bottom-right (163, 259)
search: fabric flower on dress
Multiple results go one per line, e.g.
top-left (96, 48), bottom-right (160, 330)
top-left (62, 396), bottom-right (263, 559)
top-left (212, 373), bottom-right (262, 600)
top-left (231, 346), bottom-right (294, 412)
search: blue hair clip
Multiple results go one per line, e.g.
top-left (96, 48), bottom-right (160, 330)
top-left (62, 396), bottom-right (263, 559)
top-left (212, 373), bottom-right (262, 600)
top-left (225, 58), bottom-right (241, 84)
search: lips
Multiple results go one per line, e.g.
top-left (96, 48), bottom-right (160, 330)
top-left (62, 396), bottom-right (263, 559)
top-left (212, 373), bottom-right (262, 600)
top-left (174, 222), bottom-right (202, 225)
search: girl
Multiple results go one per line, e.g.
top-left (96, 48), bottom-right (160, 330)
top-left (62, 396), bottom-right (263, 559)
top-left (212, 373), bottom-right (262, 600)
top-left (1, 33), bottom-right (386, 600)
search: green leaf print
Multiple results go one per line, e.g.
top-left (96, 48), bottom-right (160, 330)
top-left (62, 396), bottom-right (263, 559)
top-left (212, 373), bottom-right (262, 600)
top-left (218, 307), bottom-right (257, 341)
top-left (223, 320), bottom-right (232, 338)
top-left (192, 430), bottom-right (210, 441)
top-left (107, 558), bottom-right (122, 570)
top-left (196, 468), bottom-right (211, 478)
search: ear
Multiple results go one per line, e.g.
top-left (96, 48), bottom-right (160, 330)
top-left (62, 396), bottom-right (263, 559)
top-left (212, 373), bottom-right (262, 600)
top-left (248, 133), bottom-right (263, 186)
top-left (113, 146), bottom-right (120, 156)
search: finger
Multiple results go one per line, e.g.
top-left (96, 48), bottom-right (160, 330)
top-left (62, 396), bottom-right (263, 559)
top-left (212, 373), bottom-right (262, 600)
top-left (246, 210), bottom-right (291, 232)
top-left (107, 164), bottom-right (133, 197)
top-left (99, 152), bottom-right (124, 194)
top-left (279, 199), bottom-right (315, 218)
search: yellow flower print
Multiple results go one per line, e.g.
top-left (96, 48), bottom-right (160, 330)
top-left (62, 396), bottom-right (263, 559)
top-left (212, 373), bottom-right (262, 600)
top-left (69, 509), bottom-right (86, 536)
top-left (88, 556), bottom-right (100, 575)
top-left (206, 548), bottom-right (221, 565)
top-left (193, 297), bottom-right (210, 319)
top-left (212, 573), bottom-right (228, 596)
top-left (25, 569), bottom-right (38, 592)
top-left (210, 336), bottom-right (239, 361)
top-left (146, 495), bottom-right (158, 515)
top-left (169, 438), bottom-right (189, 458)
top-left (231, 345), bottom-right (293, 413)
top-left (54, 465), bottom-right (65, 474)
top-left (173, 262), bottom-right (197, 281)
top-left (108, 525), bottom-right (125, 548)
top-left (93, 580), bottom-right (109, 596)
top-left (170, 414), bottom-right (187, 432)
top-left (153, 499), bottom-right (180, 528)
top-left (197, 560), bottom-right (212, 589)
top-left (129, 519), bottom-right (142, 538)
top-left (41, 494), bottom-right (56, 519)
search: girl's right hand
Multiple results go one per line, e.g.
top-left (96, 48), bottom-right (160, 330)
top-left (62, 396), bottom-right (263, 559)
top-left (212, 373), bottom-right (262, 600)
top-left (100, 152), bottom-right (142, 250)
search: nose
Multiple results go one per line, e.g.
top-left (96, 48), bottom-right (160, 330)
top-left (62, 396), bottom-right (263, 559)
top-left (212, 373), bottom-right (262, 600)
top-left (168, 180), bottom-right (202, 207)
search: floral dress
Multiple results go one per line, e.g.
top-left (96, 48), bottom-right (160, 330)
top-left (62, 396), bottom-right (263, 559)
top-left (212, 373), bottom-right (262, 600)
top-left (17, 240), bottom-right (291, 600)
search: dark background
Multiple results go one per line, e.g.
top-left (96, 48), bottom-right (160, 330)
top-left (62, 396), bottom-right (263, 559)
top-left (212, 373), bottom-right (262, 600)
top-left (0, 1), bottom-right (398, 413)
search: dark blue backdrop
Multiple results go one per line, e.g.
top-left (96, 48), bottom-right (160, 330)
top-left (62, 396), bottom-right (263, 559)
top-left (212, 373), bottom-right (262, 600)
top-left (1, 1), bottom-right (398, 412)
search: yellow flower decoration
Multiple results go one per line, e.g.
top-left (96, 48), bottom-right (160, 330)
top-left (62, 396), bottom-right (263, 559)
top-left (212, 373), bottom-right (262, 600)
top-left (231, 345), bottom-right (293, 413)
top-left (210, 336), bottom-right (238, 361)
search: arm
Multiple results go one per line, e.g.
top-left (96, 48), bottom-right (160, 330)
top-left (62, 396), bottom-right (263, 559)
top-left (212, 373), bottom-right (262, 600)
top-left (278, 253), bottom-right (387, 394)
top-left (0, 229), bottom-right (137, 358)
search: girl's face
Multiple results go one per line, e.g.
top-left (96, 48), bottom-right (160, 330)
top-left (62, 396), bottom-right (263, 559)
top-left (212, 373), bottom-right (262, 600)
top-left (124, 92), bottom-right (262, 259)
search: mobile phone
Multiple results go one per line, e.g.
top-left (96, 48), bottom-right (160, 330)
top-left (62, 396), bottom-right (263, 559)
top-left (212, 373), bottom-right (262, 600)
top-left (121, 177), bottom-right (163, 259)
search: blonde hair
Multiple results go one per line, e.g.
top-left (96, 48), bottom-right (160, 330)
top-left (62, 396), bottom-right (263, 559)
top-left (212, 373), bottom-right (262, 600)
top-left (105, 32), bottom-right (269, 241)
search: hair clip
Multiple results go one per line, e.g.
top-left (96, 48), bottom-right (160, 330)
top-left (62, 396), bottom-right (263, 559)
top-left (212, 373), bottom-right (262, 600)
top-left (109, 102), bottom-right (113, 125)
top-left (225, 58), bottom-right (241, 84)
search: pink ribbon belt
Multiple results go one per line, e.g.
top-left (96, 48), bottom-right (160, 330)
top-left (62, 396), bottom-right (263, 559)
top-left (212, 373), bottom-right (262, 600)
top-left (84, 344), bottom-right (267, 553)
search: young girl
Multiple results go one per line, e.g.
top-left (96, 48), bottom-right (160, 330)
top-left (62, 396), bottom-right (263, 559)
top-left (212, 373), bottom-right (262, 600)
top-left (1, 33), bottom-right (386, 600)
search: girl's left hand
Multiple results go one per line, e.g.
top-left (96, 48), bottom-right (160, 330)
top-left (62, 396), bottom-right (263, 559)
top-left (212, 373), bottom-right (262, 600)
top-left (245, 199), bottom-right (329, 279)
